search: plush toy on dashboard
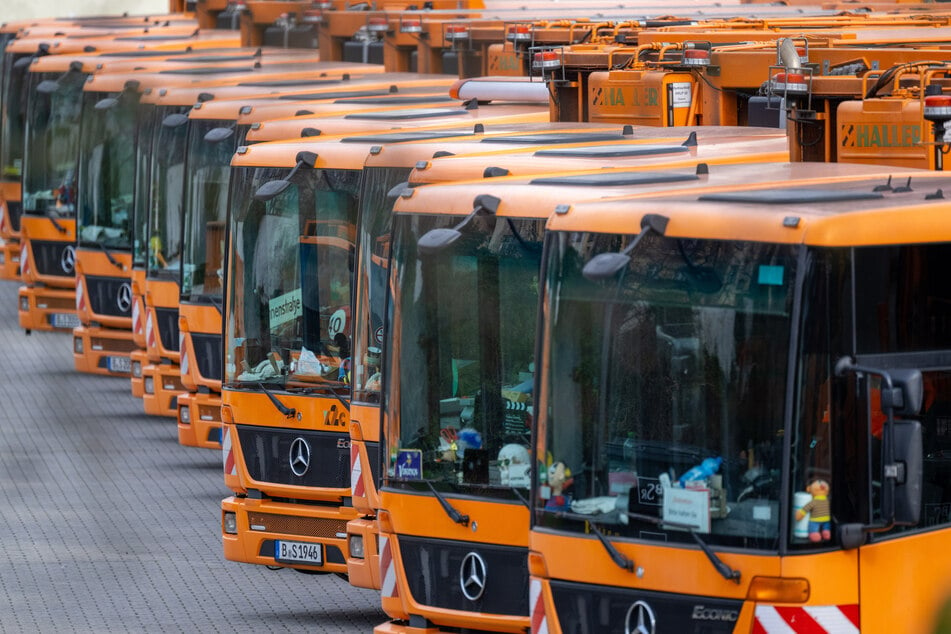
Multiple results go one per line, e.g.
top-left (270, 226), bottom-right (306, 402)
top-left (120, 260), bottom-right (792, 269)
top-left (544, 461), bottom-right (574, 512)
top-left (795, 478), bottom-right (831, 542)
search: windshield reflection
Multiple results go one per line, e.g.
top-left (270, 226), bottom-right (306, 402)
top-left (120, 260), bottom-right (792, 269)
top-left (537, 232), bottom-right (795, 550)
top-left (224, 166), bottom-right (360, 393)
top-left (22, 69), bottom-right (86, 216)
top-left (181, 119), bottom-right (236, 303)
top-left (145, 107), bottom-right (189, 278)
top-left (351, 166), bottom-right (412, 405)
top-left (77, 90), bottom-right (140, 249)
top-left (385, 214), bottom-right (543, 499)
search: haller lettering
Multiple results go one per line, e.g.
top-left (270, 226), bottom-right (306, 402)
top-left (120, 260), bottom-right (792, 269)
top-left (852, 124), bottom-right (921, 148)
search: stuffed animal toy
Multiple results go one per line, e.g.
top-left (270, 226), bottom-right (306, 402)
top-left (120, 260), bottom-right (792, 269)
top-left (544, 461), bottom-right (574, 511)
top-left (795, 479), bottom-right (831, 542)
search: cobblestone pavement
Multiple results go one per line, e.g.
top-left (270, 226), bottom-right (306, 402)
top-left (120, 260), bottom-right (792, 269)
top-left (0, 280), bottom-right (385, 632)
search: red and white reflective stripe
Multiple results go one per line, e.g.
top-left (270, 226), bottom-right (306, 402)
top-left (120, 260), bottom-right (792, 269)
top-left (530, 578), bottom-right (548, 634)
top-left (753, 604), bottom-right (859, 633)
top-left (146, 311), bottom-right (156, 349)
top-left (132, 296), bottom-right (143, 335)
top-left (76, 278), bottom-right (85, 312)
top-left (351, 444), bottom-right (365, 497)
top-left (380, 534), bottom-right (399, 599)
top-left (180, 338), bottom-right (189, 377)
top-left (222, 426), bottom-right (237, 476)
top-left (20, 249), bottom-right (30, 278)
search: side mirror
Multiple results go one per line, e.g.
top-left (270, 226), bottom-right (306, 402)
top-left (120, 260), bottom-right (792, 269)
top-left (886, 419), bottom-right (923, 527)
top-left (883, 368), bottom-right (924, 416)
top-left (834, 358), bottom-right (925, 537)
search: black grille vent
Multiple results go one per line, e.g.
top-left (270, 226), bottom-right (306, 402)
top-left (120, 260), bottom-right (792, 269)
top-left (87, 275), bottom-right (132, 317)
top-left (550, 579), bottom-right (743, 633)
top-left (365, 441), bottom-right (381, 489)
top-left (236, 425), bottom-right (349, 488)
top-left (399, 535), bottom-right (527, 616)
top-left (154, 307), bottom-right (179, 352)
top-left (30, 240), bottom-right (75, 277)
top-left (8, 200), bottom-right (21, 232)
top-left (190, 333), bottom-right (222, 381)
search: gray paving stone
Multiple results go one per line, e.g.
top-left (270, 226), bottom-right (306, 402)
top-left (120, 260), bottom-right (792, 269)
top-left (0, 280), bottom-right (385, 633)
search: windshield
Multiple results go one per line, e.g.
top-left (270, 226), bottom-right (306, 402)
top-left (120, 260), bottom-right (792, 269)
top-left (22, 69), bottom-right (86, 216)
top-left (181, 118), bottom-right (236, 303)
top-left (1, 52), bottom-right (30, 187)
top-left (145, 106), bottom-right (189, 279)
top-left (351, 166), bottom-right (412, 405)
top-left (224, 166), bottom-right (360, 392)
top-left (384, 214), bottom-right (543, 499)
top-left (536, 232), bottom-right (796, 550)
top-left (133, 104), bottom-right (158, 266)
top-left (77, 90), bottom-right (140, 249)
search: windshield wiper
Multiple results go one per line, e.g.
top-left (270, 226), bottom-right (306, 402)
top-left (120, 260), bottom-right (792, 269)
top-left (425, 479), bottom-right (470, 526)
top-left (628, 510), bottom-right (740, 583)
top-left (553, 508), bottom-right (741, 582)
top-left (257, 382), bottom-right (297, 419)
top-left (47, 213), bottom-right (67, 234)
top-left (588, 520), bottom-right (635, 573)
top-left (96, 241), bottom-right (124, 271)
top-left (549, 510), bottom-right (634, 572)
top-left (510, 486), bottom-right (530, 509)
top-left (691, 531), bottom-right (740, 584)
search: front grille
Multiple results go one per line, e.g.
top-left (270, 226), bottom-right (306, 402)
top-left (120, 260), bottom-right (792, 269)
top-left (246, 512), bottom-right (347, 538)
top-left (399, 535), bottom-right (528, 616)
top-left (236, 425), bottom-right (350, 488)
top-left (551, 579), bottom-right (743, 633)
top-left (87, 275), bottom-right (132, 318)
top-left (36, 296), bottom-right (75, 310)
top-left (154, 307), bottom-right (179, 351)
top-left (161, 374), bottom-right (184, 391)
top-left (198, 404), bottom-right (220, 422)
top-left (190, 333), bottom-right (222, 381)
top-left (90, 337), bottom-right (137, 353)
top-left (31, 240), bottom-right (75, 277)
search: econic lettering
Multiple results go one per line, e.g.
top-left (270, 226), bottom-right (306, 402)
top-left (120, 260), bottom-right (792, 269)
top-left (692, 605), bottom-right (739, 622)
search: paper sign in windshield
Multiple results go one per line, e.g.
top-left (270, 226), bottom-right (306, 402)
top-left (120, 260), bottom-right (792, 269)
top-left (269, 289), bottom-right (302, 329)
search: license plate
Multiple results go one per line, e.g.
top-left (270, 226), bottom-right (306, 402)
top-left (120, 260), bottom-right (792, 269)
top-left (51, 313), bottom-right (81, 329)
top-left (107, 355), bottom-right (132, 373)
top-left (275, 540), bottom-right (322, 565)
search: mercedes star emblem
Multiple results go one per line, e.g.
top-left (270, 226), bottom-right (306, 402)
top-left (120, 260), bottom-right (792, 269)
top-left (60, 245), bottom-right (76, 274)
top-left (116, 282), bottom-right (132, 314)
top-left (289, 437), bottom-right (311, 477)
top-left (459, 552), bottom-right (487, 601)
top-left (625, 600), bottom-right (656, 634)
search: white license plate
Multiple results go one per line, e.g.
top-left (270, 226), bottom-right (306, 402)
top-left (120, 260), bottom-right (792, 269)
top-left (107, 355), bottom-right (131, 373)
top-left (51, 313), bottom-right (81, 329)
top-left (274, 540), bottom-right (322, 565)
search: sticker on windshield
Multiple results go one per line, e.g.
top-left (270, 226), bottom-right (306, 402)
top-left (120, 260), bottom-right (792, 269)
top-left (328, 308), bottom-right (347, 339)
top-left (757, 265), bottom-right (784, 286)
top-left (395, 449), bottom-right (422, 480)
top-left (269, 289), bottom-right (302, 329)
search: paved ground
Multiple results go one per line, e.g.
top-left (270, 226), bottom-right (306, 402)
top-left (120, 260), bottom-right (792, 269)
top-left (0, 279), bottom-right (385, 632)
